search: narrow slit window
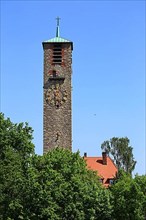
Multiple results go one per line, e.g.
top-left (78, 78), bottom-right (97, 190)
top-left (53, 70), bottom-right (57, 77)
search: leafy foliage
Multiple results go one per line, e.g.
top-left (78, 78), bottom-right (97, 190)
top-left (23, 148), bottom-right (113, 219)
top-left (1, 113), bottom-right (145, 220)
top-left (0, 113), bottom-right (113, 220)
top-left (110, 172), bottom-right (146, 220)
top-left (134, 175), bottom-right (146, 219)
top-left (0, 113), bottom-right (34, 219)
top-left (0, 113), bottom-right (34, 159)
top-left (101, 137), bottom-right (136, 174)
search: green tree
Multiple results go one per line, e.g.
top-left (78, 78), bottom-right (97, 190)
top-left (0, 113), bottom-right (34, 160)
top-left (0, 113), bottom-right (34, 219)
top-left (101, 137), bottom-right (136, 174)
top-left (110, 172), bottom-right (146, 220)
top-left (24, 148), bottom-right (113, 220)
top-left (134, 175), bottom-right (146, 219)
top-left (0, 113), bottom-right (113, 220)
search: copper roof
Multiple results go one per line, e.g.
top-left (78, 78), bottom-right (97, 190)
top-left (43, 36), bottom-right (71, 43)
top-left (43, 18), bottom-right (73, 46)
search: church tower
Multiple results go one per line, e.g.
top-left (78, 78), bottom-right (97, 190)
top-left (42, 18), bottom-right (73, 153)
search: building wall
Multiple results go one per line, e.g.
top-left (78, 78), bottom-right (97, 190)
top-left (43, 43), bottom-right (72, 153)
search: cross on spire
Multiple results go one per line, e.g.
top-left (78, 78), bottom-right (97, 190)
top-left (56, 16), bottom-right (61, 37)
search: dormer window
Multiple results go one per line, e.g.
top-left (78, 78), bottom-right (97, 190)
top-left (109, 179), bottom-right (114, 185)
top-left (53, 44), bottom-right (62, 64)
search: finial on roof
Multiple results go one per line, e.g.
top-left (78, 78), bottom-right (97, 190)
top-left (56, 16), bottom-right (61, 37)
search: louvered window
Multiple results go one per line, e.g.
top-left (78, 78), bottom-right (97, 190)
top-left (53, 44), bottom-right (62, 64)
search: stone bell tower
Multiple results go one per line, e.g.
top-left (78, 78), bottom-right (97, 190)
top-left (42, 18), bottom-right (73, 153)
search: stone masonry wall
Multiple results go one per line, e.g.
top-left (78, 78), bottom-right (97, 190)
top-left (43, 43), bottom-right (73, 153)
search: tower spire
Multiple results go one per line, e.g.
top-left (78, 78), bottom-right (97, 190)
top-left (56, 16), bottom-right (61, 37)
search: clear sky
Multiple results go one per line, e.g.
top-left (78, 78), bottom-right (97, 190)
top-left (1, 1), bottom-right (145, 175)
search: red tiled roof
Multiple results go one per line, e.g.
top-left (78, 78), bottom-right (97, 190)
top-left (84, 156), bottom-right (118, 187)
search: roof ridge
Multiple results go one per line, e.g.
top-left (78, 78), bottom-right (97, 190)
top-left (43, 36), bottom-right (72, 43)
top-left (107, 155), bottom-right (118, 169)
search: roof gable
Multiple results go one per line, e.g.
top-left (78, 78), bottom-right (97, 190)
top-left (84, 156), bottom-right (118, 187)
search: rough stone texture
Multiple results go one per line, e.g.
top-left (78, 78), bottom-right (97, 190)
top-left (43, 43), bottom-right (73, 153)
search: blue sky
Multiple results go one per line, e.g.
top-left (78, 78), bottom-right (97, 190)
top-left (1, 1), bottom-right (145, 175)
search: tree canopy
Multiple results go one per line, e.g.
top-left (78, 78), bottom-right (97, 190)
top-left (0, 113), bottom-right (34, 219)
top-left (0, 113), bottom-right (34, 159)
top-left (24, 149), bottom-right (113, 220)
top-left (0, 113), bottom-right (113, 220)
top-left (101, 137), bottom-right (136, 174)
top-left (1, 113), bottom-right (145, 220)
top-left (110, 171), bottom-right (146, 220)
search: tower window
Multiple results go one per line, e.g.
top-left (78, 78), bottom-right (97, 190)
top-left (53, 70), bottom-right (57, 77)
top-left (53, 44), bottom-right (62, 64)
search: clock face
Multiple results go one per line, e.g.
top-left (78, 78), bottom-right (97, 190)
top-left (45, 83), bottom-right (67, 108)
